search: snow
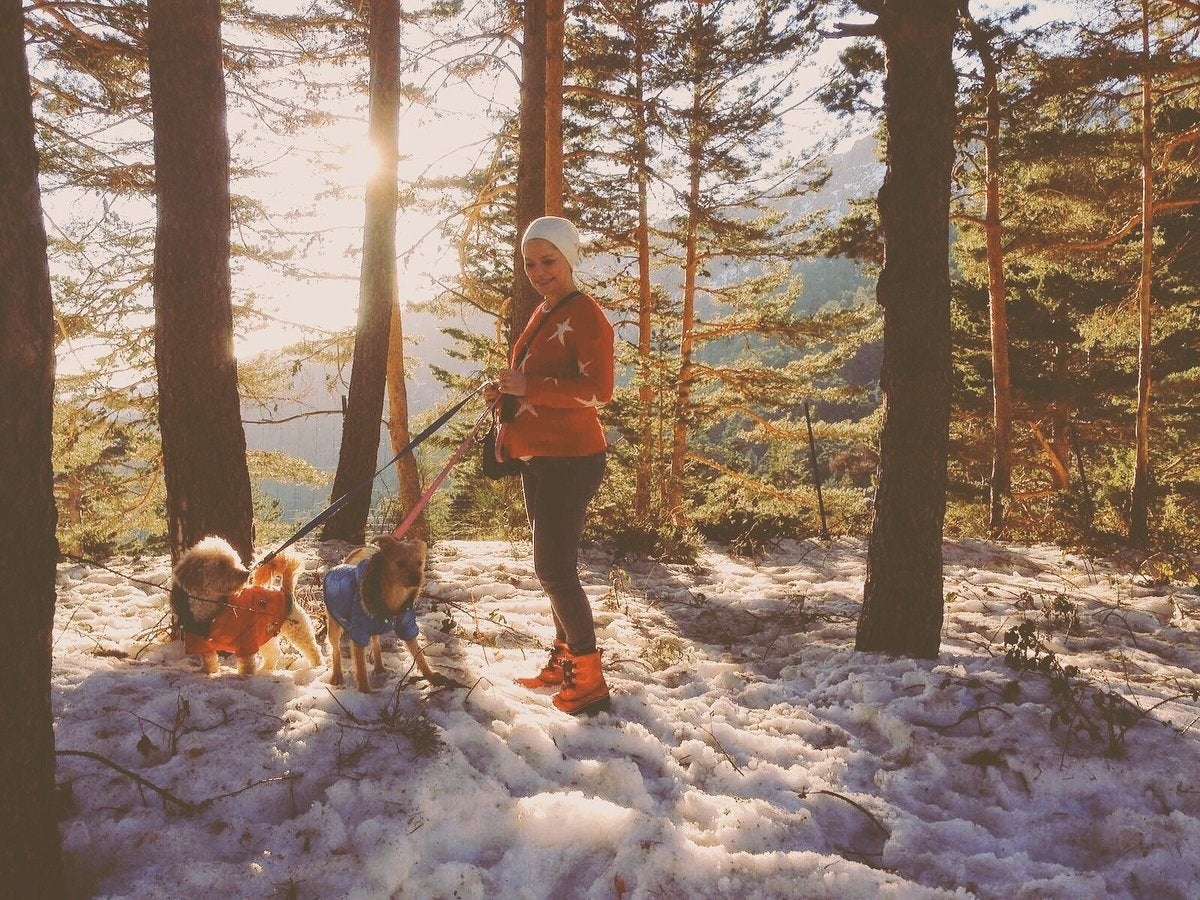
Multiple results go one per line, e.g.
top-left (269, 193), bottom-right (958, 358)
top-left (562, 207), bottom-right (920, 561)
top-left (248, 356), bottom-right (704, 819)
top-left (52, 537), bottom-right (1200, 898)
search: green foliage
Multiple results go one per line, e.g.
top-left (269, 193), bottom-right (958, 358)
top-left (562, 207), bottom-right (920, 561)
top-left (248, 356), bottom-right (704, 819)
top-left (53, 397), bottom-right (166, 558)
top-left (642, 636), bottom-right (692, 672)
top-left (584, 461), bottom-right (701, 564)
top-left (692, 484), bottom-right (812, 558)
top-left (1002, 621), bottom-right (1148, 758)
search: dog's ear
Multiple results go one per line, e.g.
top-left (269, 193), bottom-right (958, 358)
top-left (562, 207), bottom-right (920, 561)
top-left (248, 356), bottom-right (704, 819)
top-left (376, 534), bottom-right (425, 561)
top-left (172, 555), bottom-right (195, 590)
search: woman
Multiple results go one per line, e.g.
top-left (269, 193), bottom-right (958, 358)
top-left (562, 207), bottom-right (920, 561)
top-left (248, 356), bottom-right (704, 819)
top-left (484, 216), bottom-right (614, 715)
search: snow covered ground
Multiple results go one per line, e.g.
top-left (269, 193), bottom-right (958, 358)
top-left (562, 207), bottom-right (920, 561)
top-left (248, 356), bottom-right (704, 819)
top-left (52, 537), bottom-right (1200, 899)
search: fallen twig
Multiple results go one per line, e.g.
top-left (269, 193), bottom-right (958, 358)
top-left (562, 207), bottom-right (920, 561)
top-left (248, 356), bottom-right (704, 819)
top-left (803, 789), bottom-right (890, 837)
top-left (195, 772), bottom-right (302, 810)
top-left (913, 704), bottom-right (1014, 735)
top-left (698, 724), bottom-right (744, 775)
top-left (56, 749), bottom-right (200, 815)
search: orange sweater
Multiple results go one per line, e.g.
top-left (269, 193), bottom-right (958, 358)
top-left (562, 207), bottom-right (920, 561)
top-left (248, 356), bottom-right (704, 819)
top-left (183, 586), bottom-right (288, 657)
top-left (499, 291), bottom-right (614, 459)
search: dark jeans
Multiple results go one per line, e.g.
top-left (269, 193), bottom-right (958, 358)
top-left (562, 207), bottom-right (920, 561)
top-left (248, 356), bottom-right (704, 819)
top-left (520, 452), bottom-right (606, 655)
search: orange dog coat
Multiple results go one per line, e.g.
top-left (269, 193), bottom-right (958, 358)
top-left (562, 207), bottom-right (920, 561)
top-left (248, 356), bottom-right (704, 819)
top-left (182, 586), bottom-right (289, 657)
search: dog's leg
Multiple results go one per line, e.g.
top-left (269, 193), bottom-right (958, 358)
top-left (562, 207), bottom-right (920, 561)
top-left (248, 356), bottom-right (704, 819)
top-left (260, 636), bottom-right (281, 672)
top-left (350, 641), bottom-right (372, 693)
top-left (327, 614), bottom-right (345, 686)
top-left (236, 653), bottom-right (258, 675)
top-left (371, 634), bottom-right (384, 674)
top-left (201, 651), bottom-right (219, 674)
top-left (281, 605), bottom-right (322, 668)
top-left (404, 638), bottom-right (440, 681)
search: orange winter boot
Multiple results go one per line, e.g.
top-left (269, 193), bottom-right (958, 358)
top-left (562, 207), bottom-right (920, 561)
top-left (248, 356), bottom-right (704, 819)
top-left (552, 649), bottom-right (610, 715)
top-left (515, 639), bottom-right (568, 689)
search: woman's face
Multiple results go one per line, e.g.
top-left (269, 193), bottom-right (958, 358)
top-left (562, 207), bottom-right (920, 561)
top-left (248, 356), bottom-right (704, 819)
top-left (522, 238), bottom-right (575, 302)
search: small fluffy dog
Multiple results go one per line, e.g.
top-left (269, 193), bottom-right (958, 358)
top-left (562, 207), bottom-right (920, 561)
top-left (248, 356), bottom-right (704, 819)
top-left (170, 536), bottom-right (322, 675)
top-left (324, 535), bottom-right (441, 692)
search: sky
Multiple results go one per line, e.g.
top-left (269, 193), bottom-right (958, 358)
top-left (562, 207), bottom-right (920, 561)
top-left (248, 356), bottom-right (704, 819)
top-left (232, 0), bottom-right (1077, 360)
top-left (52, 534), bottom-right (1200, 897)
top-left (231, 0), bottom-right (859, 358)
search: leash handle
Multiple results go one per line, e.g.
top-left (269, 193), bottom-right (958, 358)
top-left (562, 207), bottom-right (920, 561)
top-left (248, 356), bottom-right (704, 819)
top-left (392, 407), bottom-right (493, 539)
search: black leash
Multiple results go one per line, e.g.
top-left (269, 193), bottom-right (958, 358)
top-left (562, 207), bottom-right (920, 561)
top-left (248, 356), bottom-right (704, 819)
top-left (255, 382), bottom-right (485, 569)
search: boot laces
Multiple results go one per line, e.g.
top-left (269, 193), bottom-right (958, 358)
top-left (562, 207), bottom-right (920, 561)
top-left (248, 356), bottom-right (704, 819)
top-left (560, 658), bottom-right (577, 686)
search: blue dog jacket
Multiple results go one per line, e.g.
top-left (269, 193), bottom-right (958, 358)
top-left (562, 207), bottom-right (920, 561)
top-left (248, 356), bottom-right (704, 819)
top-left (324, 559), bottom-right (419, 648)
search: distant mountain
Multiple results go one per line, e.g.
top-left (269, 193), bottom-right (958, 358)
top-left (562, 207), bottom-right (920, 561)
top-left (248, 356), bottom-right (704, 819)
top-left (801, 134), bottom-right (883, 220)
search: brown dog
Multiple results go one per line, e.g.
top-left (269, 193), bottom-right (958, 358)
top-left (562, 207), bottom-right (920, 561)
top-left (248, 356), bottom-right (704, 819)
top-left (171, 536), bottom-right (322, 675)
top-left (323, 536), bottom-right (442, 692)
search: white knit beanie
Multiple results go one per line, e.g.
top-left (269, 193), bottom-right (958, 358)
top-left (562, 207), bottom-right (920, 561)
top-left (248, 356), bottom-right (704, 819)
top-left (521, 216), bottom-right (580, 270)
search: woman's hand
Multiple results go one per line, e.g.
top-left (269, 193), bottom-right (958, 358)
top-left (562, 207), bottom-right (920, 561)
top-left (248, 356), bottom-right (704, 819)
top-left (483, 381), bottom-right (501, 405)
top-left (496, 369), bottom-right (528, 397)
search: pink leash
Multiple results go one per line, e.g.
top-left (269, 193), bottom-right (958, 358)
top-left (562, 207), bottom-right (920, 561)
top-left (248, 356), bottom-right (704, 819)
top-left (392, 405), bottom-right (496, 539)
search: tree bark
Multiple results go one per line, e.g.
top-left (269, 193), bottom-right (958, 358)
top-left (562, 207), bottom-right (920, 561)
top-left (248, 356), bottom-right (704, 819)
top-left (387, 307), bottom-right (425, 542)
top-left (667, 88), bottom-right (703, 523)
top-left (969, 25), bottom-right (1013, 537)
top-left (323, 0), bottom-right (404, 544)
top-left (856, 0), bottom-right (958, 659)
top-left (0, 0), bottom-right (65, 889)
top-left (513, 0), bottom-right (549, 341)
top-left (632, 8), bottom-right (656, 520)
top-left (380, 0), bottom-right (423, 541)
top-left (148, 0), bottom-right (253, 562)
top-left (1129, 0), bottom-right (1154, 547)
top-left (545, 0), bottom-right (565, 217)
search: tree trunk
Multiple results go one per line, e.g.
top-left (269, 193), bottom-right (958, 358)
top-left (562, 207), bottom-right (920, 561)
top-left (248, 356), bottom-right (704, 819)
top-left (387, 305), bottom-right (425, 542)
top-left (0, 0), bottom-right (65, 888)
top-left (513, 0), bottom-right (549, 341)
top-left (667, 142), bottom-right (702, 522)
top-left (856, 0), bottom-right (958, 660)
top-left (545, 0), bottom-right (565, 217)
top-left (633, 16), bottom-right (655, 520)
top-left (1048, 339), bottom-right (1072, 490)
top-left (148, 0), bottom-right (253, 562)
top-left (1129, 0), bottom-right (1154, 548)
top-left (322, 0), bottom-right (403, 544)
top-left (972, 29), bottom-right (1013, 537)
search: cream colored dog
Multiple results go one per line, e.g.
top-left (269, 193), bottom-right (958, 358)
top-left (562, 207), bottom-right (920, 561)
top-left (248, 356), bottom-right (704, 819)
top-left (170, 536), bottom-right (322, 675)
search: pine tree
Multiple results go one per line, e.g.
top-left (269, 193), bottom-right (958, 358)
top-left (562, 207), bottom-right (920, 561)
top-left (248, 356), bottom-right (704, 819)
top-left (986, 0), bottom-right (1200, 544)
top-left (835, 0), bottom-right (959, 660)
top-left (28, 2), bottom-right (377, 552)
top-left (321, 0), bottom-right (412, 544)
top-left (568, 0), bottom-right (674, 521)
top-left (148, 0), bottom-right (254, 560)
top-left (655, 0), bottom-right (823, 522)
top-left (0, 0), bottom-right (65, 887)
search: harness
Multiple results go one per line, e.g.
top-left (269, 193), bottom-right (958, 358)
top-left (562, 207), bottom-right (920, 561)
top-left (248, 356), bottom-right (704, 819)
top-left (324, 559), bottom-right (419, 647)
top-left (175, 584), bottom-right (292, 657)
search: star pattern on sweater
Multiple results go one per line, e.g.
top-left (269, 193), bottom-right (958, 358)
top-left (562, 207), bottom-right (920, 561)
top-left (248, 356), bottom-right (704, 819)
top-left (549, 318), bottom-right (574, 345)
top-left (577, 359), bottom-right (592, 376)
top-left (516, 399), bottom-right (538, 417)
top-left (576, 395), bottom-right (605, 408)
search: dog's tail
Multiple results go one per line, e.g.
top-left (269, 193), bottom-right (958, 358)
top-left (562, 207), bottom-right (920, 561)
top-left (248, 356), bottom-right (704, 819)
top-left (252, 549), bottom-right (303, 595)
